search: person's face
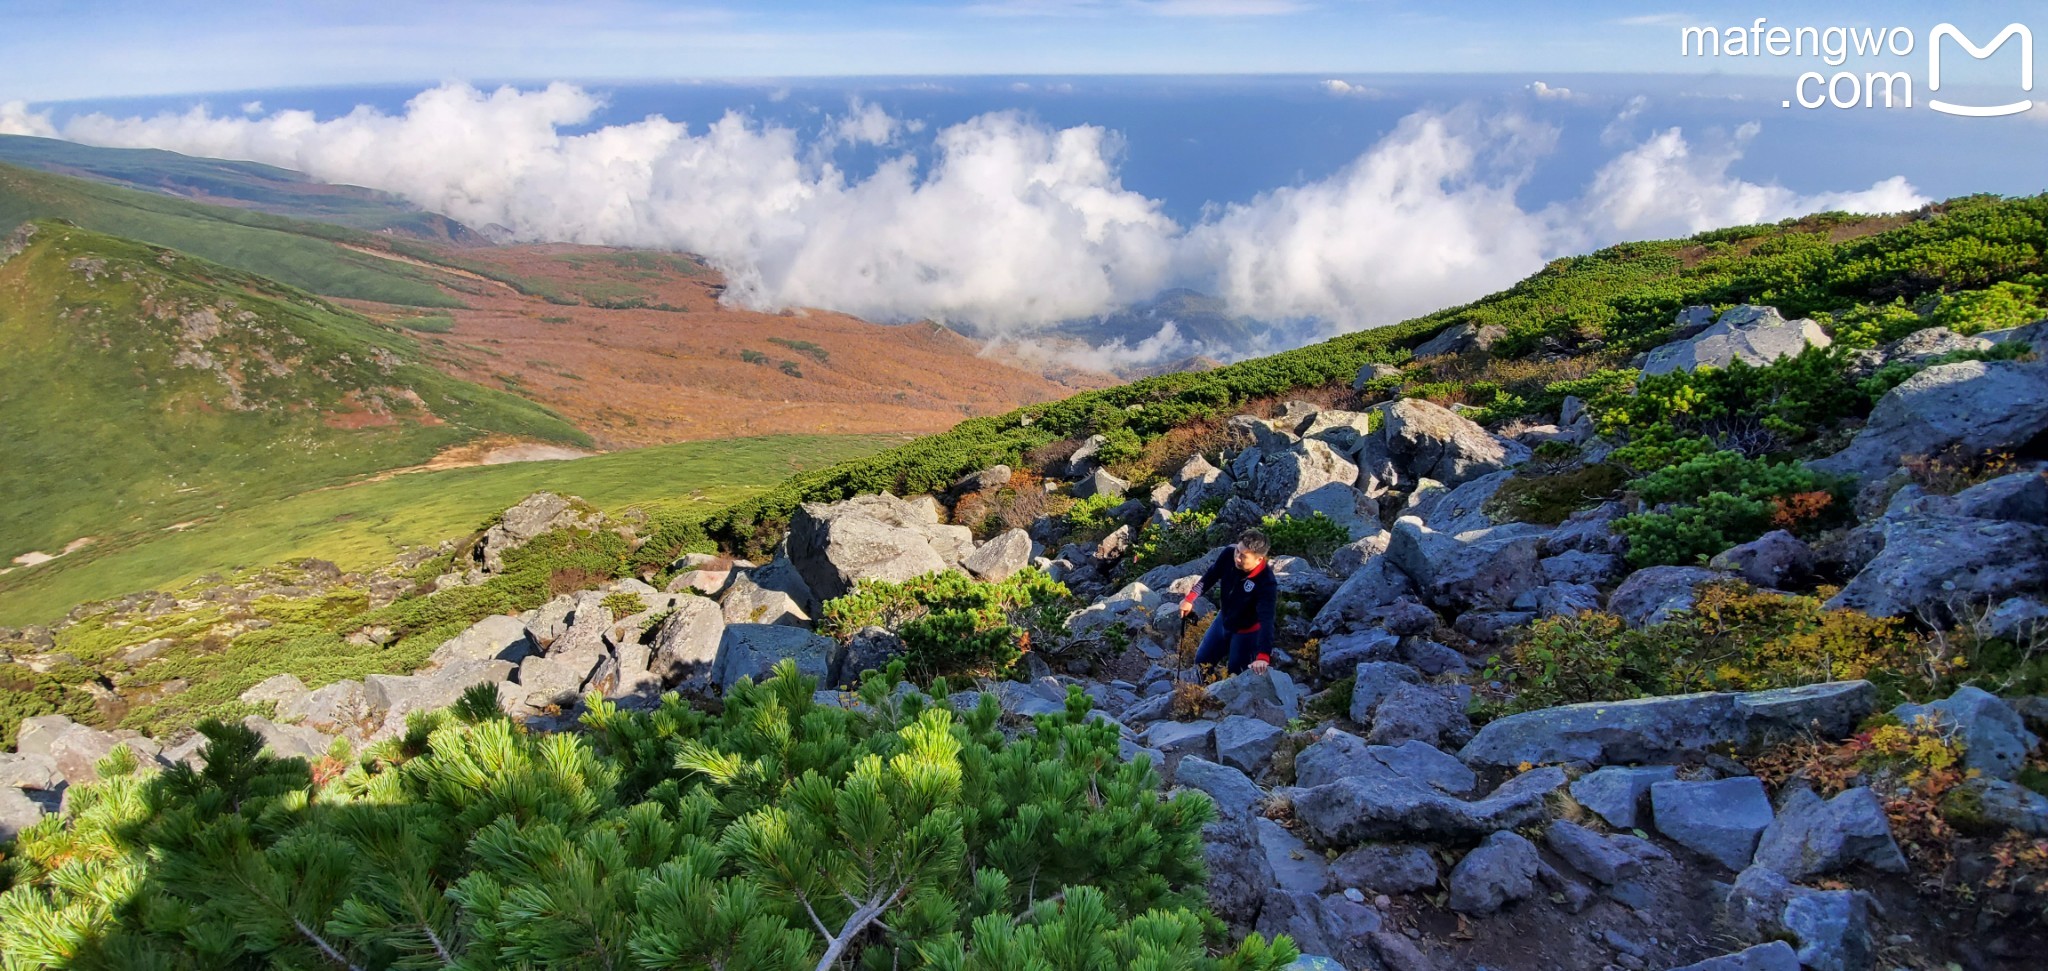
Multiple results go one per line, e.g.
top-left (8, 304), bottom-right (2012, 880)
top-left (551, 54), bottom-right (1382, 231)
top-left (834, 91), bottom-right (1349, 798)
top-left (1233, 544), bottom-right (1266, 571)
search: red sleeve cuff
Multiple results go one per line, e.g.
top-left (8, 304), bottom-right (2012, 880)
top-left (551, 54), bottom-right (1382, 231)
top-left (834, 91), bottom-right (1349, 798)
top-left (1182, 588), bottom-right (1199, 603)
top-left (1256, 653), bottom-right (1270, 663)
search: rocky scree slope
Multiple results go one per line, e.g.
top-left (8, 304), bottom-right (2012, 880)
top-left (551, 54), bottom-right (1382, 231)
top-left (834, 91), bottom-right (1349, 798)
top-left (10, 195), bottom-right (2048, 970)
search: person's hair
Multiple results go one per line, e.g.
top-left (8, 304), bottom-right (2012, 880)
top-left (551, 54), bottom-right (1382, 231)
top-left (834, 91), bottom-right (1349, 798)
top-left (1235, 528), bottom-right (1270, 557)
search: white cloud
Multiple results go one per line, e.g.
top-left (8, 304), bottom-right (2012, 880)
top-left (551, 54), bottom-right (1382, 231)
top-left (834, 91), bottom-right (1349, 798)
top-left (1616, 13), bottom-right (1698, 28)
top-left (1527, 81), bottom-right (1579, 101)
top-left (38, 82), bottom-right (1929, 349)
top-left (1138, 0), bottom-right (1307, 15)
top-left (1572, 121), bottom-right (1926, 242)
top-left (0, 100), bottom-right (57, 137)
top-left (1321, 79), bottom-right (1381, 99)
top-left (240, 100), bottom-right (265, 116)
top-left (1601, 94), bottom-right (1649, 146)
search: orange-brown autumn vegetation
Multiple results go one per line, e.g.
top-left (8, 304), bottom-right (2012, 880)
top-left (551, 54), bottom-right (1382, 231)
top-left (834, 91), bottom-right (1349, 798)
top-left (340, 243), bottom-right (1113, 450)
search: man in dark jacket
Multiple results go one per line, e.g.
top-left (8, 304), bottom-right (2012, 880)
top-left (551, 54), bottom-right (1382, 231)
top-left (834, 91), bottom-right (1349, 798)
top-left (1178, 527), bottom-right (1278, 675)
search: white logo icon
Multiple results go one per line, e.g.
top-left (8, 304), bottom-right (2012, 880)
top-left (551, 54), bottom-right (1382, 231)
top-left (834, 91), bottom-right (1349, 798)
top-left (1243, 580), bottom-right (1255, 592)
top-left (1928, 22), bottom-right (2034, 117)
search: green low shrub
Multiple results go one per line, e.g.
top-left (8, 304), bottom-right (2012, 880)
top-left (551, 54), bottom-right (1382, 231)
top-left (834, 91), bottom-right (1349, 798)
top-left (818, 570), bottom-right (1072, 681)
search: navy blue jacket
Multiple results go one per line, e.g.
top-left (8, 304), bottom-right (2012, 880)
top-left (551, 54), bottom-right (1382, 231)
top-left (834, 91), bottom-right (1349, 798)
top-left (1186, 550), bottom-right (1278, 660)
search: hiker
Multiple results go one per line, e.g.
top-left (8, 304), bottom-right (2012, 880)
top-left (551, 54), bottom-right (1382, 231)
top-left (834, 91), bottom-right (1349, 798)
top-left (1177, 527), bottom-right (1278, 676)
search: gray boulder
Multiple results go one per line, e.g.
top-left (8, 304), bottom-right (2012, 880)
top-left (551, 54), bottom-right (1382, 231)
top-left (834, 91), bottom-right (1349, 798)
top-left (1723, 866), bottom-right (1874, 971)
top-left (1666, 942), bottom-right (1800, 971)
top-left (517, 653), bottom-right (601, 709)
top-left (1331, 843), bottom-right (1439, 895)
top-left (1447, 830), bottom-right (1539, 915)
top-left (1545, 820), bottom-right (1644, 885)
top-left (1651, 777), bottom-right (1774, 870)
top-left (950, 464), bottom-right (1012, 495)
top-left (1207, 670), bottom-right (1300, 728)
top-left (1255, 890), bottom-right (1332, 960)
top-left (1365, 682), bottom-right (1472, 750)
top-left (427, 614), bottom-right (535, 666)
top-left (1255, 816), bottom-right (1333, 893)
top-left (239, 673), bottom-right (309, 707)
top-left (1825, 516), bottom-right (2048, 622)
top-left (1883, 326), bottom-right (1991, 366)
top-left (1, 786), bottom-right (47, 841)
top-left (1421, 470), bottom-right (1512, 536)
top-left (1890, 685), bottom-right (2037, 780)
top-left (1413, 321), bottom-right (1507, 359)
top-left (1949, 467), bottom-right (2048, 525)
top-left (714, 625), bottom-right (839, 689)
top-left (1254, 439), bottom-right (1360, 512)
top-left (0, 752), bottom-right (62, 791)
top-left (1288, 765), bottom-right (1565, 847)
top-left (963, 529), bottom-right (1034, 582)
top-left (1204, 818), bottom-right (1277, 934)
top-left (278, 680), bottom-right (371, 735)
top-left (1215, 715), bottom-right (1284, 777)
top-left (1608, 566), bottom-right (1729, 627)
top-left (1175, 756), bottom-right (1266, 821)
top-left (242, 715), bottom-right (335, 761)
top-left (1708, 530), bottom-right (1815, 590)
top-left (1352, 362), bottom-right (1403, 390)
top-left (1386, 518), bottom-right (1547, 611)
top-left (1569, 765), bottom-right (1679, 829)
top-left (1959, 777), bottom-right (2048, 836)
top-left (834, 626), bottom-right (906, 687)
top-left (1381, 399), bottom-right (1530, 486)
top-left (720, 572), bottom-right (811, 627)
top-left (1310, 559), bottom-right (1416, 636)
top-left (1752, 787), bottom-right (1906, 880)
top-left (1640, 305), bottom-right (1830, 376)
top-left (648, 597), bottom-right (725, 686)
top-left (1074, 467), bottom-right (1130, 501)
top-left (475, 493), bottom-right (598, 573)
top-left (1348, 662), bottom-right (1423, 723)
top-left (1539, 550), bottom-right (1624, 586)
top-left (1318, 629), bottom-right (1400, 678)
top-left (786, 494), bottom-right (953, 602)
top-left (1813, 358), bottom-right (2048, 481)
top-left (1144, 720), bottom-right (1217, 774)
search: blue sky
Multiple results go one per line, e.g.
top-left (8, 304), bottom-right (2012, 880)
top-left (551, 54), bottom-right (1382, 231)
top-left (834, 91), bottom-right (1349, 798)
top-left (3, 0), bottom-right (2041, 101)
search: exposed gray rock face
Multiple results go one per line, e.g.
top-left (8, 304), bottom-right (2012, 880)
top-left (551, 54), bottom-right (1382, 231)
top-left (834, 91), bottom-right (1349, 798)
top-left (1254, 439), bottom-right (1360, 511)
top-left (1347, 662), bottom-right (1423, 724)
top-left (1459, 681), bottom-right (1876, 769)
top-left (1708, 530), bottom-right (1816, 589)
top-left (0, 752), bottom-right (62, 791)
top-left (1539, 550), bottom-right (1624, 586)
top-left (279, 680), bottom-right (372, 735)
top-left (1202, 816), bottom-right (1275, 934)
top-left (1318, 630), bottom-right (1400, 679)
top-left (1420, 470), bottom-right (1512, 536)
top-left (1608, 565), bottom-right (1730, 627)
top-left (834, 626), bottom-right (905, 688)
top-left (1652, 777), bottom-right (1774, 871)
top-left (786, 494), bottom-right (956, 602)
top-left (1352, 362), bottom-right (1403, 390)
top-left (1287, 765), bottom-right (1565, 847)
top-left (1447, 830), bottom-right (1539, 915)
top-left (713, 625), bottom-right (839, 689)
top-left (1949, 466), bottom-right (2048, 525)
top-left (1073, 467), bottom-right (1130, 500)
top-left (950, 464), bottom-right (1012, 495)
top-left (1891, 686), bottom-right (2038, 780)
top-left (242, 715), bottom-right (335, 761)
top-left (1208, 670), bottom-right (1301, 728)
top-left (1825, 516), bottom-right (2048, 622)
top-left (1752, 787), bottom-right (1907, 880)
top-left (1813, 358), bottom-right (2048, 481)
top-left (1382, 399), bottom-right (1530, 487)
top-left (1255, 816), bottom-right (1333, 893)
top-left (1640, 305), bottom-right (1830, 376)
top-left (1143, 720), bottom-right (1217, 775)
top-left (1, 786), bottom-right (48, 841)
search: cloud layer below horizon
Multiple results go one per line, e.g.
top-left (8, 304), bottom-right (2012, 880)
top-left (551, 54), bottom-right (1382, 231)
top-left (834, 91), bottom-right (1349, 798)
top-left (0, 84), bottom-right (1926, 355)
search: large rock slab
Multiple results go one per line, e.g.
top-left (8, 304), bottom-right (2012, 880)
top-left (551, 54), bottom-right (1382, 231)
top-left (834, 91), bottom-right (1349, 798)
top-left (474, 492), bottom-right (599, 573)
top-left (1447, 830), bottom-right (1539, 915)
top-left (1824, 516), bottom-right (2048, 623)
top-left (1569, 765), bottom-right (1678, 829)
top-left (1813, 358), bottom-right (2048, 481)
top-left (1458, 681), bottom-right (1876, 769)
top-left (1641, 305), bottom-right (1830, 376)
top-left (1310, 560), bottom-right (1416, 637)
top-left (1175, 756), bottom-right (1266, 821)
top-left (963, 529), bottom-right (1034, 582)
top-left (1667, 943), bottom-right (1800, 971)
top-left (720, 571), bottom-right (811, 627)
top-left (427, 615), bottom-right (535, 667)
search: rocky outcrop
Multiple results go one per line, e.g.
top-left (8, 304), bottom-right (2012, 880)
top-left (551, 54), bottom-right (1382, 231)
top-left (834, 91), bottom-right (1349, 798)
top-left (473, 493), bottom-right (602, 574)
top-left (1825, 516), bottom-right (2048, 622)
top-left (1640, 305), bottom-right (1830, 376)
top-left (1812, 358), bottom-right (2048, 481)
top-left (786, 494), bottom-right (960, 602)
top-left (1458, 681), bottom-right (1877, 769)
top-left (1287, 764), bottom-right (1565, 847)
top-left (1381, 399), bottom-right (1530, 487)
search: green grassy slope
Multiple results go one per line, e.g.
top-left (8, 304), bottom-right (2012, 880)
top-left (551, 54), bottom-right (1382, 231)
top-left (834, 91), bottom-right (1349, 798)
top-left (0, 220), bottom-right (588, 587)
top-left (0, 434), bottom-right (903, 626)
top-left (0, 160), bottom-right (465, 306)
top-left (0, 134), bottom-right (479, 244)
